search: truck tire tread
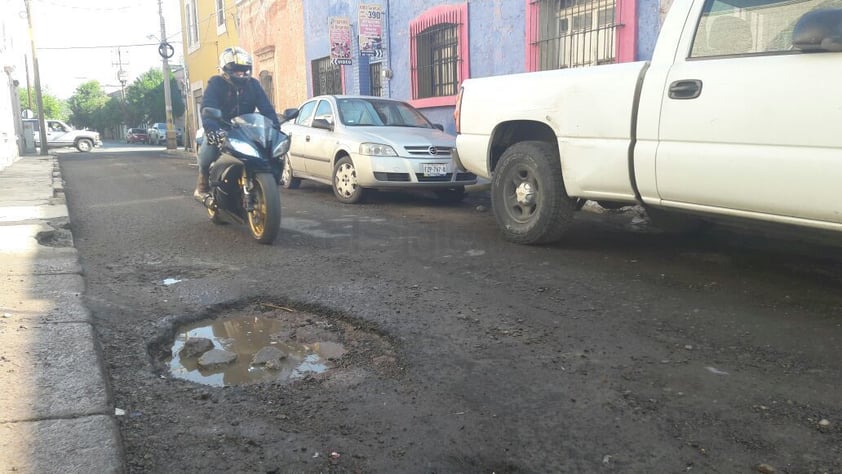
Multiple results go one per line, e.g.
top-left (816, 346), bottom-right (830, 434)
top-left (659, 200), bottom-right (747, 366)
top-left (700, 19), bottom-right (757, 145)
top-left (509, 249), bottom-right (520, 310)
top-left (491, 140), bottom-right (575, 244)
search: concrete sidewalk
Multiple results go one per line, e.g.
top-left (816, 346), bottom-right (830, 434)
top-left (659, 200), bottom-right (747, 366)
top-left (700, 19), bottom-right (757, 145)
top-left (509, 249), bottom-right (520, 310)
top-left (0, 155), bottom-right (123, 473)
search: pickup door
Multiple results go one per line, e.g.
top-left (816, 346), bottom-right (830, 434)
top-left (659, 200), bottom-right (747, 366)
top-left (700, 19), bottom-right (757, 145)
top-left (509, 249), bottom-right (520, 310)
top-left (45, 120), bottom-right (73, 146)
top-left (644, 0), bottom-right (842, 229)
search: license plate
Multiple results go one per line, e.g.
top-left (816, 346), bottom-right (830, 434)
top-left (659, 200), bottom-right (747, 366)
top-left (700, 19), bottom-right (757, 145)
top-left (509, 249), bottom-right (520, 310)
top-left (423, 163), bottom-right (447, 177)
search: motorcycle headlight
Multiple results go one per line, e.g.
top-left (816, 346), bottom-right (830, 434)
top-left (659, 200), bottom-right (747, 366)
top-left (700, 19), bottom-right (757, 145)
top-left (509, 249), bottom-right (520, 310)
top-left (229, 138), bottom-right (259, 158)
top-left (360, 143), bottom-right (397, 157)
top-left (272, 138), bottom-right (290, 158)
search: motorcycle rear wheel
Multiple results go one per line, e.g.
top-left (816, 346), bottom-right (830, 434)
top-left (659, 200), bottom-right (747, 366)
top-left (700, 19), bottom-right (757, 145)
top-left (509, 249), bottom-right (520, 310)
top-left (248, 173), bottom-right (281, 244)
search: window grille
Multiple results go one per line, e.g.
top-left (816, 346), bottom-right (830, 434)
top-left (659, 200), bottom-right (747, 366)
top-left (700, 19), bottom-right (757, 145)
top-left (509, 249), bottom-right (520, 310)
top-left (409, 4), bottom-right (468, 105)
top-left (414, 23), bottom-right (459, 99)
top-left (311, 57), bottom-right (342, 96)
top-left (536, 0), bottom-right (617, 70)
top-left (369, 62), bottom-right (382, 96)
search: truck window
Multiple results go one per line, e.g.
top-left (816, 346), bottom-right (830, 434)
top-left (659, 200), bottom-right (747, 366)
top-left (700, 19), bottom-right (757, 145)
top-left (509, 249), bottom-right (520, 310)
top-left (690, 0), bottom-right (842, 58)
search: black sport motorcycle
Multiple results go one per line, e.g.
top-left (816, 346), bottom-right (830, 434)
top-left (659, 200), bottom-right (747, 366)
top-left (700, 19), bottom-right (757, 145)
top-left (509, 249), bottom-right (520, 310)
top-left (198, 107), bottom-right (298, 244)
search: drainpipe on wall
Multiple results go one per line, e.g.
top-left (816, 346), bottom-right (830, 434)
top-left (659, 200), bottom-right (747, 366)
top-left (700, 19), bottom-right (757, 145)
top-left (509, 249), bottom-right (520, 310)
top-left (385, 0), bottom-right (392, 98)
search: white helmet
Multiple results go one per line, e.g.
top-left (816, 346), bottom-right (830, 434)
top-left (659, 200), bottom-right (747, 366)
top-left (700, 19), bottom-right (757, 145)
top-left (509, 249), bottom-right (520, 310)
top-left (219, 46), bottom-right (253, 84)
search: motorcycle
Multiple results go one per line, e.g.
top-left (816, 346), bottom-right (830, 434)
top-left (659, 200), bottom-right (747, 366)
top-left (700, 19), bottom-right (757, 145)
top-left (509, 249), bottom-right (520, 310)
top-left (198, 107), bottom-right (299, 244)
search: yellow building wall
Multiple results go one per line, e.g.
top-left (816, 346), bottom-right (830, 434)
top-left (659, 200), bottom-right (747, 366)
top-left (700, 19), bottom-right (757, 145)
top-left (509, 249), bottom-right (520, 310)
top-left (178, 0), bottom-right (240, 148)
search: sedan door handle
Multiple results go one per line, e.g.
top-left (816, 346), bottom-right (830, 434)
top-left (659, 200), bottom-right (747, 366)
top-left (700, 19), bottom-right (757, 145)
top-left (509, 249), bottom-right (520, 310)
top-left (305, 135), bottom-right (311, 142)
top-left (668, 80), bottom-right (703, 100)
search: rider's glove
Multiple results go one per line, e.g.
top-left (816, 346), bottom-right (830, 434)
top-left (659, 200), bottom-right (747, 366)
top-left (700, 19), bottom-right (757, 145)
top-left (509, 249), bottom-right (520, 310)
top-left (205, 129), bottom-right (227, 146)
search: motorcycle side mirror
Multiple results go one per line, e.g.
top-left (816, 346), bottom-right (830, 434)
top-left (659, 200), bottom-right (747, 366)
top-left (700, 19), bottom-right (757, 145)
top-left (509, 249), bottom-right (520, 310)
top-left (202, 107), bottom-right (223, 120)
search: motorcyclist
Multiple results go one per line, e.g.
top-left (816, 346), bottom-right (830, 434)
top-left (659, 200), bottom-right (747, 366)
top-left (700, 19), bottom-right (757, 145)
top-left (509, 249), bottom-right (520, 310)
top-left (194, 46), bottom-right (281, 199)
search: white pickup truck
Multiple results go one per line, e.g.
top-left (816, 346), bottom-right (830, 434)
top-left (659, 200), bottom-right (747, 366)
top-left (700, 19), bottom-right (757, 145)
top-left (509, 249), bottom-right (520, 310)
top-left (24, 118), bottom-right (102, 153)
top-left (454, 0), bottom-right (842, 244)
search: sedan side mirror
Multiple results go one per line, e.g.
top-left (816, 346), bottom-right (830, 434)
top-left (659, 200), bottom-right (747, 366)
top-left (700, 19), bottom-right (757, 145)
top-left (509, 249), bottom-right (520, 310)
top-left (282, 108), bottom-right (299, 122)
top-left (793, 9), bottom-right (842, 52)
top-left (312, 118), bottom-right (334, 131)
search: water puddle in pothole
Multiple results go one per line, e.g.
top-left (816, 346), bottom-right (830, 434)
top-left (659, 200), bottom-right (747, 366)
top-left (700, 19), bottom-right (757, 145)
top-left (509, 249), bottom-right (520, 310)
top-left (168, 312), bottom-right (346, 387)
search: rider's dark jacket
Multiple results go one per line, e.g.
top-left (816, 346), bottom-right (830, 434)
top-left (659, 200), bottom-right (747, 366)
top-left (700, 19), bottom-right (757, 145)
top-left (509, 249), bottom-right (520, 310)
top-left (201, 75), bottom-right (279, 132)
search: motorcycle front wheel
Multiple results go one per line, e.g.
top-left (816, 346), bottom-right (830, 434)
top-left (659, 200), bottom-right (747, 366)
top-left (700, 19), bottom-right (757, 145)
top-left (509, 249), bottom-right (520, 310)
top-left (248, 172), bottom-right (281, 244)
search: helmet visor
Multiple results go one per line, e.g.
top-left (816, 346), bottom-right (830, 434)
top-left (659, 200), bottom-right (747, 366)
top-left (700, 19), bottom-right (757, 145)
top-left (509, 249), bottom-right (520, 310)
top-left (229, 64), bottom-right (251, 74)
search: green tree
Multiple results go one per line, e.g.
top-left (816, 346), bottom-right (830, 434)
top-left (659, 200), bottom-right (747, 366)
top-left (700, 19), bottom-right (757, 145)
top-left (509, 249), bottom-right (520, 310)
top-left (66, 81), bottom-right (109, 131)
top-left (96, 97), bottom-right (126, 140)
top-left (125, 67), bottom-right (185, 125)
top-left (18, 87), bottom-right (68, 121)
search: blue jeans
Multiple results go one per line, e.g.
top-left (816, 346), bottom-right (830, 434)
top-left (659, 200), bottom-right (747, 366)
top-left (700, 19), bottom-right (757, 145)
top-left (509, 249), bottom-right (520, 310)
top-left (197, 140), bottom-right (221, 175)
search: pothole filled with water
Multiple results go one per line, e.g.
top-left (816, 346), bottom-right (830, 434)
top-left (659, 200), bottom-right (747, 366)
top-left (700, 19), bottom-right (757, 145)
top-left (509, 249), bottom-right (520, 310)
top-left (167, 305), bottom-right (352, 387)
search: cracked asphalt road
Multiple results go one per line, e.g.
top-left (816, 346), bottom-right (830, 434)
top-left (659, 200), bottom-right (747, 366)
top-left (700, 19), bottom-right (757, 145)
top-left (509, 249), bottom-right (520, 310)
top-left (60, 146), bottom-right (842, 473)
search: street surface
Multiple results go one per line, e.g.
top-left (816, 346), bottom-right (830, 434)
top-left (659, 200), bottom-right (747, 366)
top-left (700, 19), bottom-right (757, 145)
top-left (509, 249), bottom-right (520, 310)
top-left (59, 143), bottom-right (842, 473)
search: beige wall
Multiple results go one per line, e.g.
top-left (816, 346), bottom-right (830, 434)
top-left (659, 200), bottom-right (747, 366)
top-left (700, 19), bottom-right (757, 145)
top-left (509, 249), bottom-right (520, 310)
top-left (236, 0), bottom-right (308, 112)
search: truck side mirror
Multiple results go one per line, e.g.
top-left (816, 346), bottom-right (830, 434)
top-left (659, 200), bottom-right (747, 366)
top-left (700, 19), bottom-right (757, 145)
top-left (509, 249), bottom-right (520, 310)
top-left (792, 9), bottom-right (842, 52)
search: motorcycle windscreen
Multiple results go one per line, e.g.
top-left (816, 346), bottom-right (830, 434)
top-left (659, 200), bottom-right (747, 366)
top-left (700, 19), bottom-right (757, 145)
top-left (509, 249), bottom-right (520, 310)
top-left (229, 113), bottom-right (281, 149)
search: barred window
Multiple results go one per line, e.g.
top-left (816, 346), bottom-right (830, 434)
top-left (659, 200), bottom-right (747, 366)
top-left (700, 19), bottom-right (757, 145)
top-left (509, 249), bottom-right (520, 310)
top-left (409, 4), bottom-right (469, 107)
top-left (369, 62), bottom-right (382, 96)
top-left (535, 0), bottom-right (617, 70)
top-left (311, 57), bottom-right (342, 96)
top-left (414, 24), bottom-right (459, 99)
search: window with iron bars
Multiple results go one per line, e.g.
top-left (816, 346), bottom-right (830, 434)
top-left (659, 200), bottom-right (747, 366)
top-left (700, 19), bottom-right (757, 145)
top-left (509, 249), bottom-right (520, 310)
top-left (536, 0), bottom-right (617, 70)
top-left (369, 62), bottom-right (382, 97)
top-left (311, 57), bottom-right (342, 96)
top-left (414, 23), bottom-right (459, 99)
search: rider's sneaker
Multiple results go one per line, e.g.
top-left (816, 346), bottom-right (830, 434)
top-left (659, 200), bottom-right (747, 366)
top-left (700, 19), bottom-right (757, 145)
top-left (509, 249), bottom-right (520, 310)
top-left (193, 174), bottom-right (209, 200)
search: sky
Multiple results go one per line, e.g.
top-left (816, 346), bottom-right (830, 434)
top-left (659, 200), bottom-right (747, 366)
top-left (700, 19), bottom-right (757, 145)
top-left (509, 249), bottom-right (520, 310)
top-left (9, 0), bottom-right (183, 100)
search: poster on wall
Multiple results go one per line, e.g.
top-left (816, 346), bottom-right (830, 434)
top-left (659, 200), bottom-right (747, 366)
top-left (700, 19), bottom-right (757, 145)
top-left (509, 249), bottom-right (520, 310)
top-left (358, 4), bottom-right (384, 58)
top-left (329, 17), bottom-right (353, 65)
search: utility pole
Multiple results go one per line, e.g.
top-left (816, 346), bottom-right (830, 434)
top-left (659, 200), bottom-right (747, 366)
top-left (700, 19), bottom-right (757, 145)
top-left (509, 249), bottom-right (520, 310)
top-left (24, 0), bottom-right (48, 155)
top-left (24, 56), bottom-right (32, 110)
top-left (158, 0), bottom-right (176, 150)
top-left (113, 48), bottom-right (129, 102)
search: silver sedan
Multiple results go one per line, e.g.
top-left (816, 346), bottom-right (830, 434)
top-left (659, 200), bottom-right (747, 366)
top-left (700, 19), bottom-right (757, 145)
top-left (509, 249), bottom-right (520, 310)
top-left (281, 95), bottom-right (476, 203)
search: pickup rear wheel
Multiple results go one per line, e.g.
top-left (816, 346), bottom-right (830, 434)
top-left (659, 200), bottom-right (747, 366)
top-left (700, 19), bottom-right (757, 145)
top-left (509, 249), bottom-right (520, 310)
top-left (492, 141), bottom-right (575, 244)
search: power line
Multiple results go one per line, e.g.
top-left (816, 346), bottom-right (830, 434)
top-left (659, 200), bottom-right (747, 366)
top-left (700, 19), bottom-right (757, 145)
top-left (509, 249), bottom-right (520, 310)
top-left (37, 42), bottom-right (164, 50)
top-left (33, 0), bottom-right (151, 13)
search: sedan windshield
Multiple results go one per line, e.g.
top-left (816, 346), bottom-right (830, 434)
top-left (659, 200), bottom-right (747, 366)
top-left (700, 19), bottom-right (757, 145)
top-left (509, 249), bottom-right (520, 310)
top-left (337, 98), bottom-right (433, 128)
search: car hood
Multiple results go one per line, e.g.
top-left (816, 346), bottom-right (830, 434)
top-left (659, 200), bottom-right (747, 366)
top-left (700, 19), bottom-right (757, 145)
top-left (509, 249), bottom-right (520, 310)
top-left (344, 126), bottom-right (454, 149)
